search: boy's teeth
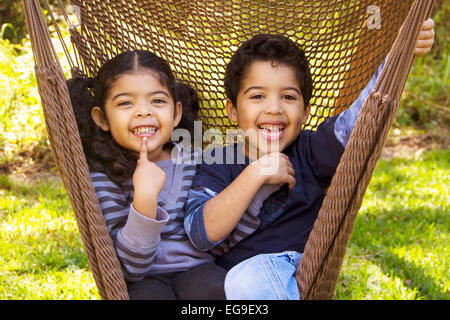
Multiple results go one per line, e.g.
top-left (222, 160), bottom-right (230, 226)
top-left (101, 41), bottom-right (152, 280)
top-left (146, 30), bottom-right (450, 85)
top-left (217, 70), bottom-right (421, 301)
top-left (133, 127), bottom-right (156, 134)
top-left (258, 125), bottom-right (284, 131)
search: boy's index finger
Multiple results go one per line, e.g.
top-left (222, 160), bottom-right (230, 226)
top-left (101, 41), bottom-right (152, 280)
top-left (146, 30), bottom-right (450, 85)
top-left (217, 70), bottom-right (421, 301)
top-left (139, 137), bottom-right (148, 162)
top-left (422, 18), bottom-right (434, 30)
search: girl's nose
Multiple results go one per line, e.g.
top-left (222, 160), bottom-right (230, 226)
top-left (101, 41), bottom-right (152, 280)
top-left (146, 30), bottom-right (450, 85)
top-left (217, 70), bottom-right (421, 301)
top-left (136, 103), bottom-right (153, 117)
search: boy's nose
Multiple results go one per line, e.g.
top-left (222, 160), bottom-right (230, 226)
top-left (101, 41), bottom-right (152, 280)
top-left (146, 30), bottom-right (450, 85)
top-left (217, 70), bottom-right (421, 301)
top-left (265, 99), bottom-right (283, 114)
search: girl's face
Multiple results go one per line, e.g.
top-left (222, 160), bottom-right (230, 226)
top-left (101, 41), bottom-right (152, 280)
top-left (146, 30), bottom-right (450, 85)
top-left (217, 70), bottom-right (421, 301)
top-left (92, 71), bottom-right (182, 162)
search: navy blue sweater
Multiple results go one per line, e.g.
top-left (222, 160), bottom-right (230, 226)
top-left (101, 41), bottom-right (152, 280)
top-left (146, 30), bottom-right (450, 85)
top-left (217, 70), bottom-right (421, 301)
top-left (187, 116), bottom-right (345, 270)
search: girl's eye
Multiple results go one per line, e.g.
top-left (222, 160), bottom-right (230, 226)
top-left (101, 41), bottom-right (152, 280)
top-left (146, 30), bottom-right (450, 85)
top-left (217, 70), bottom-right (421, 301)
top-left (153, 98), bottom-right (167, 104)
top-left (117, 101), bottom-right (132, 107)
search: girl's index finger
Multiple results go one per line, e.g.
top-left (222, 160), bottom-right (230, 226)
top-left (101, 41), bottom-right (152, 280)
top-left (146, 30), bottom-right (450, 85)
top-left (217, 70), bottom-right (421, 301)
top-left (140, 137), bottom-right (148, 162)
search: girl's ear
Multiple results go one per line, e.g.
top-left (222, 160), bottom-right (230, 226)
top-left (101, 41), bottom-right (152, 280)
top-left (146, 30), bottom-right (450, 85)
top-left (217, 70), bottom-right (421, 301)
top-left (302, 104), bottom-right (311, 125)
top-left (91, 106), bottom-right (110, 131)
top-left (173, 101), bottom-right (183, 128)
top-left (225, 98), bottom-right (238, 123)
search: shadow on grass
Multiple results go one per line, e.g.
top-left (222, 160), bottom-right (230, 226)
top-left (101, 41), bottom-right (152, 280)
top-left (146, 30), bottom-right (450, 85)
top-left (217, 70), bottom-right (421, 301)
top-left (347, 204), bottom-right (449, 299)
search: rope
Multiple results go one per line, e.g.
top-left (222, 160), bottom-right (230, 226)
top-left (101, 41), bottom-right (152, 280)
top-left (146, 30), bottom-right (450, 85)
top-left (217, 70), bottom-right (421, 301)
top-left (297, 0), bottom-right (435, 299)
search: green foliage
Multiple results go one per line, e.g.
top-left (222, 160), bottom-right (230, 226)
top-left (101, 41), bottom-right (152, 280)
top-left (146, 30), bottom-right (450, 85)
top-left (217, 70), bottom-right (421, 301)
top-left (0, 0), bottom-right (64, 44)
top-left (0, 15), bottom-right (73, 162)
top-left (335, 149), bottom-right (450, 300)
top-left (0, 36), bottom-right (48, 161)
top-left (396, 1), bottom-right (450, 128)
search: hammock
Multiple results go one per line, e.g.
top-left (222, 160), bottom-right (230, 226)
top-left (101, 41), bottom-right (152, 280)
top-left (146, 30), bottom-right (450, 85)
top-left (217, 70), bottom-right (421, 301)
top-left (23, 0), bottom-right (434, 300)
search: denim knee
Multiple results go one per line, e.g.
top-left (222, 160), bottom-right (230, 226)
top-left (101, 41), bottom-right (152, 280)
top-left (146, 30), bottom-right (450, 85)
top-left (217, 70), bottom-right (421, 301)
top-left (224, 251), bottom-right (302, 300)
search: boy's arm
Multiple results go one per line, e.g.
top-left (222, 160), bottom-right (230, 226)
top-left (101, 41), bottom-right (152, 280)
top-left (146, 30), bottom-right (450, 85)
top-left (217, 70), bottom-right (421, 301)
top-left (334, 18), bottom-right (435, 147)
top-left (185, 152), bottom-right (294, 249)
top-left (188, 163), bottom-right (266, 243)
top-left (185, 186), bottom-right (222, 251)
top-left (334, 58), bottom-right (386, 147)
top-left (200, 152), bottom-right (295, 243)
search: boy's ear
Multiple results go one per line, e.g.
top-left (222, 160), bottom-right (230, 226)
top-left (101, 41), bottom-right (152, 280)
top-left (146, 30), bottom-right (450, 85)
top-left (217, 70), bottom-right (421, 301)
top-left (173, 101), bottom-right (183, 128)
top-left (302, 104), bottom-right (311, 125)
top-left (225, 98), bottom-right (238, 123)
top-left (91, 106), bottom-right (110, 131)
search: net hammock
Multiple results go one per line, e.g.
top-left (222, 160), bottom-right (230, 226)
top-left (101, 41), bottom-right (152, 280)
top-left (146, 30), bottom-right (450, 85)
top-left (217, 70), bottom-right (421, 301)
top-left (23, 0), bottom-right (434, 300)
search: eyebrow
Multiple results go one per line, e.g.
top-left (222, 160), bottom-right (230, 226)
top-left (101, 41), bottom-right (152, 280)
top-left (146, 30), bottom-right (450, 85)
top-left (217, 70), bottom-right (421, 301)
top-left (243, 86), bottom-right (301, 95)
top-left (112, 90), bottom-right (170, 101)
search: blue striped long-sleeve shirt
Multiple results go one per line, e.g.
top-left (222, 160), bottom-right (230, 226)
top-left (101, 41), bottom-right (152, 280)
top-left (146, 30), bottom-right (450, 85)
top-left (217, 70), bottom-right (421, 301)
top-left (91, 145), bottom-right (213, 282)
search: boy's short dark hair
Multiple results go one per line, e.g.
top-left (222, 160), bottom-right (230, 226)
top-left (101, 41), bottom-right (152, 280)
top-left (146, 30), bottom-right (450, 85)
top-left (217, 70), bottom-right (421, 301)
top-left (224, 33), bottom-right (312, 109)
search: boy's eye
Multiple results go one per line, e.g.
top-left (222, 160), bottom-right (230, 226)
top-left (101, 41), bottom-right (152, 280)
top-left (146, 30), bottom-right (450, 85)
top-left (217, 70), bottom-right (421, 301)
top-left (283, 94), bottom-right (297, 101)
top-left (250, 94), bottom-right (264, 100)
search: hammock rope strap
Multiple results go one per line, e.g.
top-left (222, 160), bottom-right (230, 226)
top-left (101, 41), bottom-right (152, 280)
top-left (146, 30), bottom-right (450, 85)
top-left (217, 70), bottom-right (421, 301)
top-left (297, 0), bottom-right (434, 299)
top-left (23, 0), bottom-right (129, 300)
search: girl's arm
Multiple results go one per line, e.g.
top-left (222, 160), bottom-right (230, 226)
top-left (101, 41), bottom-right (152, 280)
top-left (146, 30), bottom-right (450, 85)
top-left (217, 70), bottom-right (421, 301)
top-left (91, 172), bottom-right (169, 282)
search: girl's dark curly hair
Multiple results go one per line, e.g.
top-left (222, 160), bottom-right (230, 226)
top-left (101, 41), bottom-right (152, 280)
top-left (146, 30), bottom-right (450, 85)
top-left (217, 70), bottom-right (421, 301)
top-left (67, 50), bottom-right (199, 187)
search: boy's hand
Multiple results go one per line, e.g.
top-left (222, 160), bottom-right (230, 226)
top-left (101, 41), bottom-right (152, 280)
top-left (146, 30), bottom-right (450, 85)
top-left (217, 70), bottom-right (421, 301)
top-left (415, 18), bottom-right (435, 56)
top-left (254, 152), bottom-right (296, 189)
top-left (132, 137), bottom-right (166, 218)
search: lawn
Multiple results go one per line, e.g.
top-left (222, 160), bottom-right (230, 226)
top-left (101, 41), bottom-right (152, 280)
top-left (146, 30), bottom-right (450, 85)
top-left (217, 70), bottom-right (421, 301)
top-left (0, 148), bottom-right (448, 300)
top-left (335, 149), bottom-right (449, 300)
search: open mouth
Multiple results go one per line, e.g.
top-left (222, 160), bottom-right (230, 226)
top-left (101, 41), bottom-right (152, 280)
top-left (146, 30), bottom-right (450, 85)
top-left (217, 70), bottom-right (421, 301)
top-left (257, 123), bottom-right (286, 141)
top-left (132, 126), bottom-right (158, 137)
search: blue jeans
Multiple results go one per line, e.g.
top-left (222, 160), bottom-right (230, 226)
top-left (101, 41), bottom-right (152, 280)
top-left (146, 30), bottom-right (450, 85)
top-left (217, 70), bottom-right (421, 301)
top-left (224, 251), bottom-right (302, 300)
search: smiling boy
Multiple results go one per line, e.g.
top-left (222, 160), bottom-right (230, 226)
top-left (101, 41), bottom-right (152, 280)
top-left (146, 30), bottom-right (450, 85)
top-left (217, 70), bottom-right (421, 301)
top-left (184, 23), bottom-right (434, 299)
top-left (184, 34), bottom-right (352, 298)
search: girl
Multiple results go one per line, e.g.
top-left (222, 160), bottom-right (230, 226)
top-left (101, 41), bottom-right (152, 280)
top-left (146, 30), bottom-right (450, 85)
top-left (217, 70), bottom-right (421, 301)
top-left (67, 50), bottom-right (226, 300)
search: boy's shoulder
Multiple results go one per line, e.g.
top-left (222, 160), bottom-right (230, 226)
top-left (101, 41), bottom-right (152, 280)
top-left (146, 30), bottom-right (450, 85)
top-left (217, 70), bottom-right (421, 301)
top-left (200, 143), bottom-right (249, 168)
top-left (288, 116), bottom-right (342, 153)
top-left (192, 144), bottom-right (249, 192)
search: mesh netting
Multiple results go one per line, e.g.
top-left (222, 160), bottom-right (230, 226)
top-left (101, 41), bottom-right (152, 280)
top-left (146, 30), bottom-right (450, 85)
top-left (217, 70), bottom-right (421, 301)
top-left (67, 0), bottom-right (413, 134)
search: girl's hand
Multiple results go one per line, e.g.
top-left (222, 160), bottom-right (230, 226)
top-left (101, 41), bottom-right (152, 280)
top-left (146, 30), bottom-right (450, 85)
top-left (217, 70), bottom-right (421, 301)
top-left (415, 18), bottom-right (435, 56)
top-left (132, 137), bottom-right (166, 219)
top-left (253, 152), bottom-right (296, 189)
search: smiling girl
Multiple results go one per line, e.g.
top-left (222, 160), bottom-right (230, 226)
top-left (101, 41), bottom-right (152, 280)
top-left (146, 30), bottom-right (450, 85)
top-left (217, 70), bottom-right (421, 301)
top-left (67, 50), bottom-right (226, 300)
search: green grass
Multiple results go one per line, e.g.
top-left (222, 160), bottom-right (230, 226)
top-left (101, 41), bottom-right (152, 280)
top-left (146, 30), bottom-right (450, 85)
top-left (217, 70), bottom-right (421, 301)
top-left (0, 174), bottom-right (99, 299)
top-left (0, 149), bottom-right (447, 300)
top-left (335, 149), bottom-right (449, 300)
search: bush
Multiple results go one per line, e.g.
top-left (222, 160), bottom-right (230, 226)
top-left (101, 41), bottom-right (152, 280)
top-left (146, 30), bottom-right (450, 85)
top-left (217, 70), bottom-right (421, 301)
top-left (396, 0), bottom-right (450, 129)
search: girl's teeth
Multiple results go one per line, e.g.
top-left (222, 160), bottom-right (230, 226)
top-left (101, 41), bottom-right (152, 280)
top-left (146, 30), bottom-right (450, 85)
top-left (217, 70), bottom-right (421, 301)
top-left (133, 127), bottom-right (156, 134)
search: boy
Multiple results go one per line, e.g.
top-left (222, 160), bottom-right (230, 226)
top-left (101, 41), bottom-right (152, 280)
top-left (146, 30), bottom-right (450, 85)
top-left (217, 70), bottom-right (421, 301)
top-left (185, 21), bottom-right (434, 299)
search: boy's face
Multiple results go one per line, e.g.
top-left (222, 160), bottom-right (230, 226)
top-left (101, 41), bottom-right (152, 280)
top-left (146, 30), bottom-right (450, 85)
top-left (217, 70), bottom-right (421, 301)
top-left (226, 60), bottom-right (310, 159)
